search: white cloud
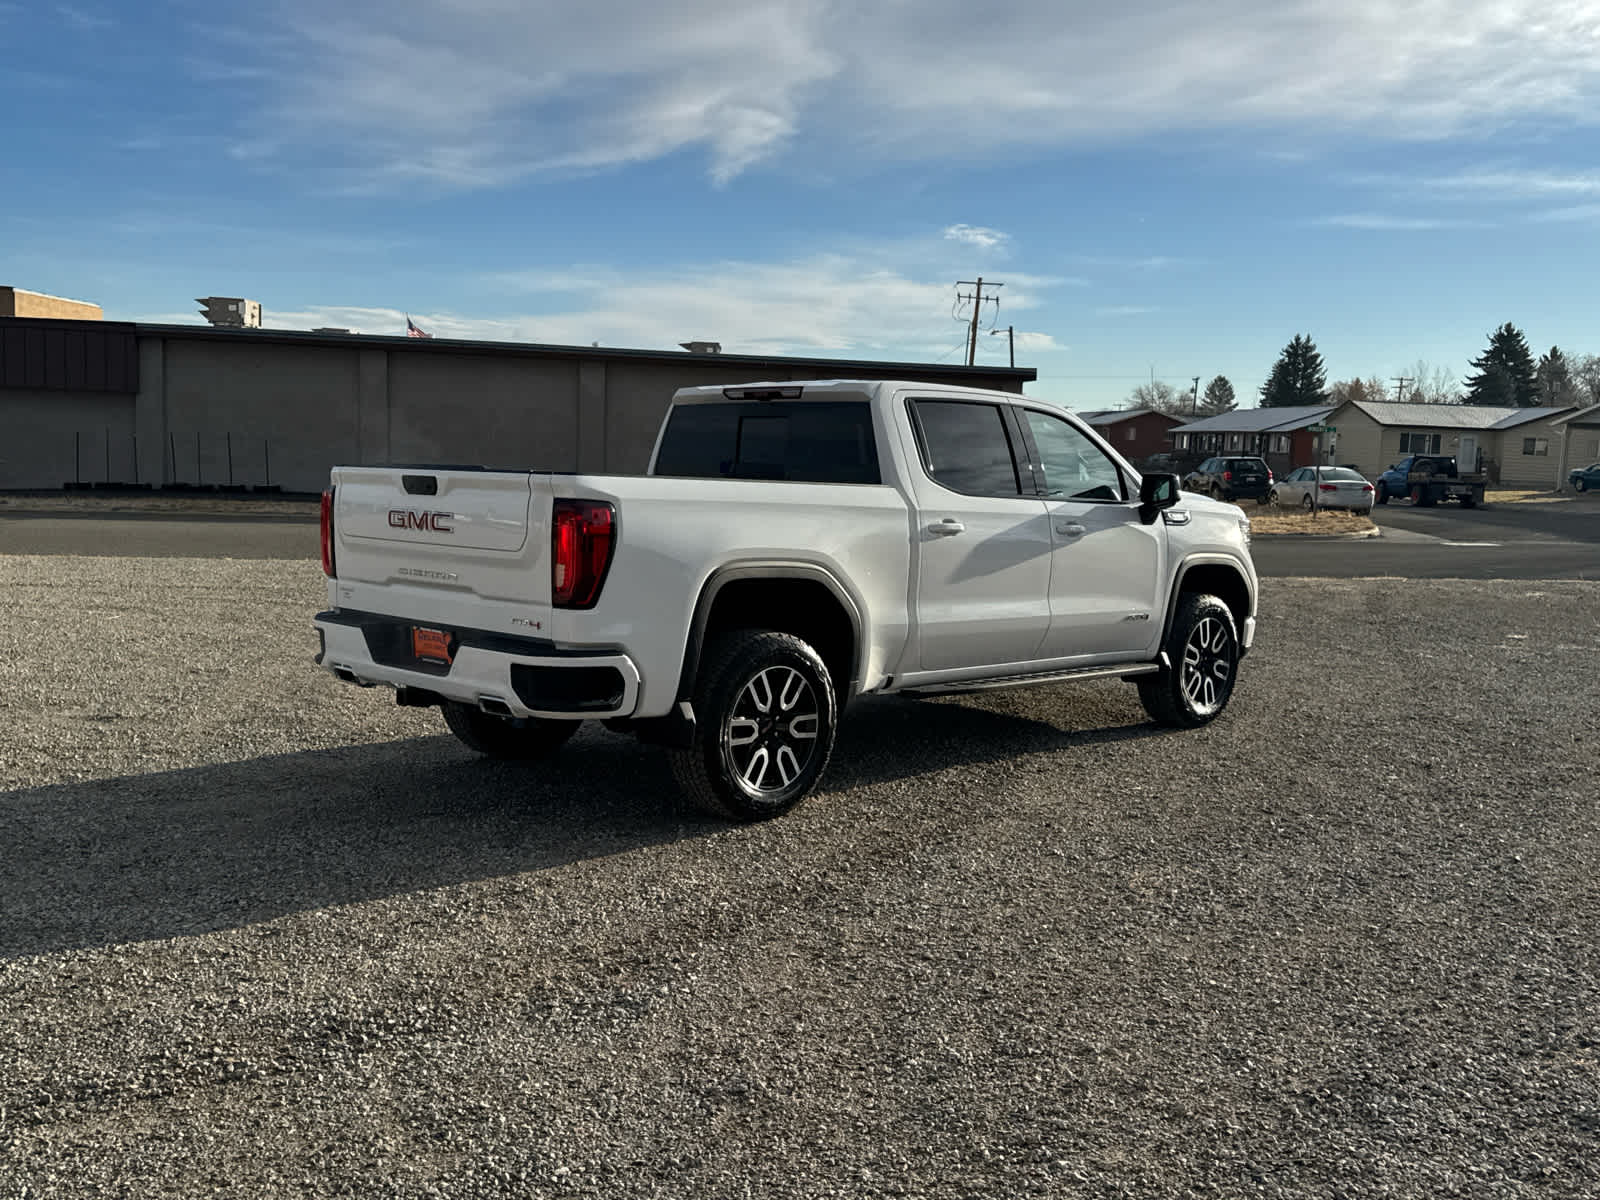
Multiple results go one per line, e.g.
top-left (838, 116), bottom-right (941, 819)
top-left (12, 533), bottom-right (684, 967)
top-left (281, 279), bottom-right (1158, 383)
top-left (1095, 305), bottom-right (1160, 317)
top-left (198, 0), bottom-right (1600, 189)
top-left (142, 246), bottom-right (1069, 361)
top-left (1314, 213), bottom-right (1486, 230)
top-left (944, 224), bottom-right (1011, 251)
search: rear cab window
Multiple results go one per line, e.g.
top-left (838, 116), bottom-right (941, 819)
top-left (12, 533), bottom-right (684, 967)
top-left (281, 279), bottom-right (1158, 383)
top-left (907, 399), bottom-right (1023, 496)
top-left (653, 401), bottom-right (881, 484)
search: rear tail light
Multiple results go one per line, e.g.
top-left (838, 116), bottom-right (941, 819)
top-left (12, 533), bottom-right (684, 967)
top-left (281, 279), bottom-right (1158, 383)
top-left (320, 488), bottom-right (336, 577)
top-left (1267, 470), bottom-right (1274, 482)
top-left (1319, 483), bottom-right (1337, 492)
top-left (1361, 483), bottom-right (1374, 492)
top-left (1223, 470), bottom-right (1233, 481)
top-left (552, 499), bottom-right (616, 609)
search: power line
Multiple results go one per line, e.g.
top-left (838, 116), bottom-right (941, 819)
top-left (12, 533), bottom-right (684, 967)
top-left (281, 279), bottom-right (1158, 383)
top-left (955, 278), bottom-right (1003, 366)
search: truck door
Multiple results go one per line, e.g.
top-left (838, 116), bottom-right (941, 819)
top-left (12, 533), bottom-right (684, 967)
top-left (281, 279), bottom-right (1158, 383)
top-left (901, 397), bottom-right (1053, 672)
top-left (1015, 406), bottom-right (1164, 660)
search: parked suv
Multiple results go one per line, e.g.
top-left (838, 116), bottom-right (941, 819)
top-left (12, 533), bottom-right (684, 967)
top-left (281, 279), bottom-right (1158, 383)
top-left (1183, 456), bottom-right (1274, 504)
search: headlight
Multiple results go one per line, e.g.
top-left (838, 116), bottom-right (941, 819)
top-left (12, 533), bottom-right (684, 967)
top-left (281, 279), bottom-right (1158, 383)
top-left (1238, 516), bottom-right (1252, 544)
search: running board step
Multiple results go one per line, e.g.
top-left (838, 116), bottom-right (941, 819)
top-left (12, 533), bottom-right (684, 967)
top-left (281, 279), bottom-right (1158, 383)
top-left (900, 661), bottom-right (1161, 697)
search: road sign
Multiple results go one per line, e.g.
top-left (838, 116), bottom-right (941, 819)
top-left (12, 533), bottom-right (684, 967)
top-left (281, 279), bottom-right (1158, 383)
top-left (1308, 424), bottom-right (1335, 433)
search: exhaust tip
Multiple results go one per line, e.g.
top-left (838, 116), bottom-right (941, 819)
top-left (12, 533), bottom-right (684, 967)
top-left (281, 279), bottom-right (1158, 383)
top-left (478, 696), bottom-right (514, 717)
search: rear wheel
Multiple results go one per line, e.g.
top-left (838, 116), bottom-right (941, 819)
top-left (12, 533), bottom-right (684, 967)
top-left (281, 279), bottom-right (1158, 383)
top-left (1577, 479), bottom-right (1588, 493)
top-left (441, 702), bottom-right (581, 760)
top-left (1137, 593), bottom-right (1240, 729)
top-left (1301, 493), bottom-right (1315, 512)
top-left (669, 631), bottom-right (838, 821)
top-left (1211, 486), bottom-right (1225, 501)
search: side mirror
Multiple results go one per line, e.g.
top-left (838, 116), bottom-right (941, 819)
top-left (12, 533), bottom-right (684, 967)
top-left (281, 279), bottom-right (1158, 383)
top-left (1139, 472), bottom-right (1181, 525)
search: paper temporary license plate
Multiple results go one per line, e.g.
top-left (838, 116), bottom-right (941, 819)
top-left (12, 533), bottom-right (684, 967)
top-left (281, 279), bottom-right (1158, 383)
top-left (411, 626), bottom-right (454, 664)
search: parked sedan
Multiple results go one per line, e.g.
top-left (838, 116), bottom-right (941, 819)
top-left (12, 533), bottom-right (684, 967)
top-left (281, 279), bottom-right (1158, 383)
top-left (1271, 466), bottom-right (1376, 512)
top-left (1569, 463), bottom-right (1600, 492)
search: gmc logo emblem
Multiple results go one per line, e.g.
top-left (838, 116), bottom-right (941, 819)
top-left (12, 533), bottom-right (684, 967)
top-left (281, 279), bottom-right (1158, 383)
top-left (388, 509), bottom-right (454, 533)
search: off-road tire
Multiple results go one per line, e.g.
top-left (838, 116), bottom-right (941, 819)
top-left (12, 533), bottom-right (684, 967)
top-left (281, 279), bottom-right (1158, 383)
top-left (1137, 593), bottom-right (1240, 729)
top-left (441, 702), bottom-right (581, 760)
top-left (669, 631), bottom-right (838, 822)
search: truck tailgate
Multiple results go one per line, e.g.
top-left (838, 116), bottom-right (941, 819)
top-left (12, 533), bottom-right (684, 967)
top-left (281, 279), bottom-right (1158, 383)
top-left (329, 467), bottom-right (554, 631)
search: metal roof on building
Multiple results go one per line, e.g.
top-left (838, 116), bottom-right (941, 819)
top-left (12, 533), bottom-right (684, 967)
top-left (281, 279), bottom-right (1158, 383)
top-left (1343, 400), bottom-right (1572, 430)
top-left (1171, 405), bottom-right (1332, 434)
top-left (131, 322), bottom-right (1038, 382)
top-left (1074, 407), bottom-right (1178, 426)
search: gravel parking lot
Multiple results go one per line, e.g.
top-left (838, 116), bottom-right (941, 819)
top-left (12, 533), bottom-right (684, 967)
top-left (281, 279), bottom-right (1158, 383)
top-left (3, 556), bottom-right (1598, 1198)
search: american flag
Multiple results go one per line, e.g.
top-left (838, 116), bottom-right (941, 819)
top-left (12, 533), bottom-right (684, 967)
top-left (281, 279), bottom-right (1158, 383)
top-left (406, 315), bottom-right (432, 339)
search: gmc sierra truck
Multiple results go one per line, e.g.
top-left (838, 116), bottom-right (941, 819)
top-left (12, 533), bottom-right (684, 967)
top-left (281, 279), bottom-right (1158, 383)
top-left (315, 379), bottom-right (1258, 821)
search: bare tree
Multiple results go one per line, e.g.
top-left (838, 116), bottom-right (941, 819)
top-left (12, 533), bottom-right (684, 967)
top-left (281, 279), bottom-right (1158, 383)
top-left (1403, 360), bottom-right (1460, 404)
top-left (1127, 379), bottom-right (1188, 415)
top-left (1327, 376), bottom-right (1388, 406)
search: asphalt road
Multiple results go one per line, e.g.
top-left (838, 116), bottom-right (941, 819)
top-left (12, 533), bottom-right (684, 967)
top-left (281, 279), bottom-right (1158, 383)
top-left (1, 505), bottom-right (1594, 579)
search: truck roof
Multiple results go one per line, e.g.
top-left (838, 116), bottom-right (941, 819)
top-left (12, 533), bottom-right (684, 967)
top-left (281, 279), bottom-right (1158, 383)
top-left (669, 379), bottom-right (1030, 405)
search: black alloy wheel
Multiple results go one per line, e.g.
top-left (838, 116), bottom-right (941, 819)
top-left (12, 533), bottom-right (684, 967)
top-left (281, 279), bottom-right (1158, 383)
top-left (1138, 593), bottom-right (1240, 728)
top-left (670, 631), bottom-right (838, 821)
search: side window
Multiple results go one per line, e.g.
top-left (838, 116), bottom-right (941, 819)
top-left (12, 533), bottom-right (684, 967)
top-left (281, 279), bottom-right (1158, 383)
top-left (910, 400), bottom-right (1022, 496)
top-left (1021, 409), bottom-right (1125, 502)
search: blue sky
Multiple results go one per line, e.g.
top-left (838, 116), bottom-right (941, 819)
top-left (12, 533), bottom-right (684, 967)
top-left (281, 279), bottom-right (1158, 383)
top-left (6, 0), bottom-right (1600, 411)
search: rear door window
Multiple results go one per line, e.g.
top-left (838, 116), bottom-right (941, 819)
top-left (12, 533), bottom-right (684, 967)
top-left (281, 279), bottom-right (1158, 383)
top-left (653, 401), bottom-right (880, 484)
top-left (909, 400), bottom-right (1023, 496)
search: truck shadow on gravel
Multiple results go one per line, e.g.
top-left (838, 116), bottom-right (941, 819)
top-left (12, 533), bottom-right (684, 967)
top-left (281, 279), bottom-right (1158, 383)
top-left (2, 694), bottom-right (1170, 957)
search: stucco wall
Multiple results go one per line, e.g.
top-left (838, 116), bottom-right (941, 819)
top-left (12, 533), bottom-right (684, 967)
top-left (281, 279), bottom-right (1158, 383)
top-left (1, 327), bottom-right (1035, 492)
top-left (0, 390), bottom-right (135, 487)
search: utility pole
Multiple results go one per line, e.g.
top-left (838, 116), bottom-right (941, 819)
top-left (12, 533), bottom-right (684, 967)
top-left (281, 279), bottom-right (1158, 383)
top-left (1191, 376), bottom-right (1200, 415)
top-left (956, 278), bottom-right (1003, 366)
top-left (1391, 375), bottom-right (1414, 402)
top-left (989, 326), bottom-right (1014, 368)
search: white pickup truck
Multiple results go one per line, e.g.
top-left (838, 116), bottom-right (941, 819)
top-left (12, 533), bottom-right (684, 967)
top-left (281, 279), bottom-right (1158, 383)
top-left (315, 379), bottom-right (1258, 820)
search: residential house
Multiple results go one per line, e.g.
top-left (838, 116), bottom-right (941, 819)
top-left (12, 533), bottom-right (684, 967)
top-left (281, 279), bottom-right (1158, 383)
top-left (1169, 406), bottom-right (1333, 478)
top-left (1322, 401), bottom-right (1577, 488)
top-left (1073, 407), bottom-right (1185, 466)
top-left (1553, 404), bottom-right (1600, 486)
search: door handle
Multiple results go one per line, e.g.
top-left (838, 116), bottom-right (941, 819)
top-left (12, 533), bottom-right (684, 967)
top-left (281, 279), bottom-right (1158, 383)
top-left (1056, 522), bottom-right (1086, 537)
top-left (928, 518), bottom-right (965, 537)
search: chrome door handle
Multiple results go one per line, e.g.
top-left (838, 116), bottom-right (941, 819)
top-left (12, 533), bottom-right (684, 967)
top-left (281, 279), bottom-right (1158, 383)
top-left (928, 518), bottom-right (965, 537)
top-left (1056, 522), bottom-right (1086, 537)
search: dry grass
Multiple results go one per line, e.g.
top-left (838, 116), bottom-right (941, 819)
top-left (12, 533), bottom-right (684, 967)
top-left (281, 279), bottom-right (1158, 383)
top-left (1227, 500), bottom-right (1377, 536)
top-left (1485, 489), bottom-right (1570, 505)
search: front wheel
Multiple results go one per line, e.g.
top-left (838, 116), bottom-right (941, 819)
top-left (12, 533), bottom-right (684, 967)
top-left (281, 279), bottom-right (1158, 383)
top-left (669, 631), bottom-right (838, 821)
top-left (1301, 493), bottom-right (1315, 512)
top-left (1576, 479), bottom-right (1588, 493)
top-left (1137, 594), bottom-right (1240, 728)
top-left (441, 702), bottom-right (581, 760)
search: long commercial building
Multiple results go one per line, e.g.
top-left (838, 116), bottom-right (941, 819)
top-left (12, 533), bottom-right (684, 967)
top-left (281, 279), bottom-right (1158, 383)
top-left (0, 318), bottom-right (1035, 493)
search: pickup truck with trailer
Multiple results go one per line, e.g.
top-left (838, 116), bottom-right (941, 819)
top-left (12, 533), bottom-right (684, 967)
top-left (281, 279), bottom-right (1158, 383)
top-left (1373, 455), bottom-right (1487, 508)
top-left (314, 379), bottom-right (1259, 821)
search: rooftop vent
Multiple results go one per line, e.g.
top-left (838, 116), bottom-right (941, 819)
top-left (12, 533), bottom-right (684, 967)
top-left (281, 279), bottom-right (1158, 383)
top-left (680, 340), bottom-right (722, 355)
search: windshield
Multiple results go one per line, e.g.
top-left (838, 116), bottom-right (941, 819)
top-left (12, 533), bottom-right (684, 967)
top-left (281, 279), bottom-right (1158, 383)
top-left (1320, 468), bottom-right (1365, 481)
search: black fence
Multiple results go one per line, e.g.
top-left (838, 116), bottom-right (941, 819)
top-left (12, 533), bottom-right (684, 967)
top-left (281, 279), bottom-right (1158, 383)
top-left (64, 431), bottom-right (282, 492)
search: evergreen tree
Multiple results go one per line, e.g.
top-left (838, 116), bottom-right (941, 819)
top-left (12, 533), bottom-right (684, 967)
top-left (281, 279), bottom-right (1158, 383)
top-left (1464, 323), bottom-right (1537, 407)
top-left (1535, 346), bottom-right (1575, 407)
top-left (1199, 375), bottom-right (1236, 415)
top-left (1259, 334), bottom-right (1328, 407)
